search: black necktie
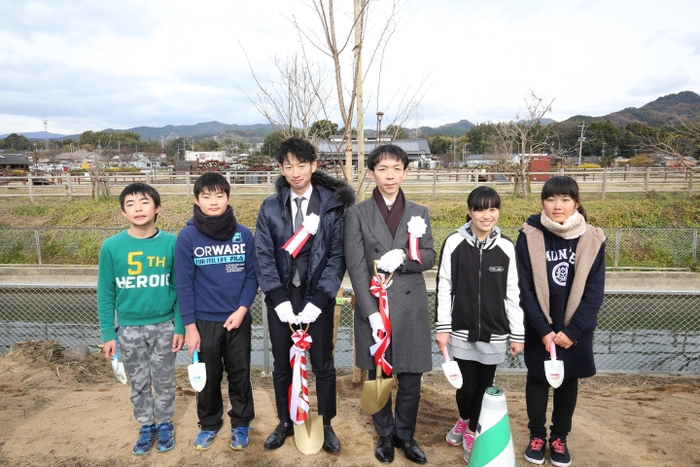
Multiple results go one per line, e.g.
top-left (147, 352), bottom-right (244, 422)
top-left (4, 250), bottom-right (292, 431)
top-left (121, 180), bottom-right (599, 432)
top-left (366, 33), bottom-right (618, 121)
top-left (292, 197), bottom-right (305, 287)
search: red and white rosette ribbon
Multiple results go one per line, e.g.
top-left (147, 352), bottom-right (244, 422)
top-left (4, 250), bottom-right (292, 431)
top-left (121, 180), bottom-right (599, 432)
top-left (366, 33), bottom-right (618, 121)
top-left (282, 213), bottom-right (320, 258)
top-left (407, 216), bottom-right (426, 264)
top-left (369, 274), bottom-right (393, 376)
top-left (288, 328), bottom-right (312, 425)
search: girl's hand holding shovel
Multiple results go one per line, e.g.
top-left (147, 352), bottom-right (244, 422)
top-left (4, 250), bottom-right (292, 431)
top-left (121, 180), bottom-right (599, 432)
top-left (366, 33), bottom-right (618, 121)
top-left (541, 331), bottom-right (556, 351)
top-left (435, 331), bottom-right (450, 351)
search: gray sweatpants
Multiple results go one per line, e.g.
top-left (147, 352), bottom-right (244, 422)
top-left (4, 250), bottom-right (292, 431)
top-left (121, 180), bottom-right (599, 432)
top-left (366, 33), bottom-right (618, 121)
top-left (118, 321), bottom-right (176, 426)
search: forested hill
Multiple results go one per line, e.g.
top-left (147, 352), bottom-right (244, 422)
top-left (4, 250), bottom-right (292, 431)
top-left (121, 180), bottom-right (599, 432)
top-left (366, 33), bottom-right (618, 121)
top-left (567, 91), bottom-right (700, 126)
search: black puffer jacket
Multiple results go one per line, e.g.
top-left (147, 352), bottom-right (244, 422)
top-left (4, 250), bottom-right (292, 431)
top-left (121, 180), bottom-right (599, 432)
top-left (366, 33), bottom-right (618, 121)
top-left (254, 170), bottom-right (355, 309)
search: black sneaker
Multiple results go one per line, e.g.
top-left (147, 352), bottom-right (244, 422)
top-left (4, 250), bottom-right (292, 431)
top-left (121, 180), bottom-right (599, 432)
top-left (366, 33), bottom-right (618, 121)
top-left (523, 436), bottom-right (546, 464)
top-left (549, 437), bottom-right (572, 467)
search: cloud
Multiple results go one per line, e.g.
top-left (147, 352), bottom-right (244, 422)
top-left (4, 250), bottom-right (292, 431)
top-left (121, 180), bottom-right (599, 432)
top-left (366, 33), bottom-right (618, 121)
top-left (1, 0), bottom-right (699, 134)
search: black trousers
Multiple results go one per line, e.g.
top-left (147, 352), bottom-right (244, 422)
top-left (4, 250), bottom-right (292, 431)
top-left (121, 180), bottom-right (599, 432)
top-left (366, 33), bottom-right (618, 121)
top-left (455, 359), bottom-right (497, 433)
top-left (267, 285), bottom-right (337, 425)
top-left (370, 371), bottom-right (422, 440)
top-left (526, 372), bottom-right (578, 440)
top-left (195, 315), bottom-right (255, 430)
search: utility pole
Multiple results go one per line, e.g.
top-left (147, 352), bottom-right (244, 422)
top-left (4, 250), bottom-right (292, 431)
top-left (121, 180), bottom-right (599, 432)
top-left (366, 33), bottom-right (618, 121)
top-left (453, 136), bottom-right (457, 165)
top-left (43, 119), bottom-right (49, 151)
top-left (577, 122), bottom-right (586, 166)
top-left (601, 141), bottom-right (606, 163)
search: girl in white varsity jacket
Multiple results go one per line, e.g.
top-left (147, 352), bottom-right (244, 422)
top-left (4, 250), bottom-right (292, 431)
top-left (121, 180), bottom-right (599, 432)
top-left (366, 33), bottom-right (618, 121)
top-left (435, 186), bottom-right (524, 462)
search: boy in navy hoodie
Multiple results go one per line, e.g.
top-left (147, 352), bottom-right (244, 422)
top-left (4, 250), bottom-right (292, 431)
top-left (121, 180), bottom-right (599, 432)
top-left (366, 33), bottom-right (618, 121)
top-left (175, 172), bottom-right (258, 452)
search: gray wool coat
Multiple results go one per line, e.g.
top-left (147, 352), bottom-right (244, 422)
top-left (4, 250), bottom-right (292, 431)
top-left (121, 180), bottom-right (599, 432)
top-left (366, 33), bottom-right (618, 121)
top-left (344, 197), bottom-right (436, 374)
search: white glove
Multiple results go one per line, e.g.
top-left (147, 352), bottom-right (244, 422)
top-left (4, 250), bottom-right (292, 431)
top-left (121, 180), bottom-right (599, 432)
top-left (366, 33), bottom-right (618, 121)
top-left (299, 303), bottom-right (322, 324)
top-left (274, 301), bottom-right (295, 323)
top-left (377, 249), bottom-right (405, 273)
top-left (368, 312), bottom-right (386, 344)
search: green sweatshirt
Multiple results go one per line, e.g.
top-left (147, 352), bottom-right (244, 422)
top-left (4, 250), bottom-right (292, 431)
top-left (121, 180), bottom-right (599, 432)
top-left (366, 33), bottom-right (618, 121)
top-left (97, 229), bottom-right (184, 342)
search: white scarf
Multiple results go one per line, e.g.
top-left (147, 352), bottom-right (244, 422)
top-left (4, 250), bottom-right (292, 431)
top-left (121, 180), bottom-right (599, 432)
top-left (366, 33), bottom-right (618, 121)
top-left (539, 210), bottom-right (586, 239)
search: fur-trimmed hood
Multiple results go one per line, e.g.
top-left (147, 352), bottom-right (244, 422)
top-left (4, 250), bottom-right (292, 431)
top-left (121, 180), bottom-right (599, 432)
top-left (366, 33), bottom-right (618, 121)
top-left (274, 169), bottom-right (355, 208)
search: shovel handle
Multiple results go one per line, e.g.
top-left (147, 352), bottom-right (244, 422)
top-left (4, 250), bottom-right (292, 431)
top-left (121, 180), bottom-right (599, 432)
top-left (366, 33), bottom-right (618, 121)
top-left (288, 323), bottom-right (311, 333)
top-left (549, 341), bottom-right (557, 359)
top-left (441, 346), bottom-right (450, 362)
top-left (193, 348), bottom-right (199, 363)
top-left (372, 260), bottom-right (394, 288)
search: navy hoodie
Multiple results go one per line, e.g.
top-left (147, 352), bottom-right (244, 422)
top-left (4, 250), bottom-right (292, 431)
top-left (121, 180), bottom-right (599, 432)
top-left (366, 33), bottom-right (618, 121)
top-left (175, 220), bottom-right (258, 325)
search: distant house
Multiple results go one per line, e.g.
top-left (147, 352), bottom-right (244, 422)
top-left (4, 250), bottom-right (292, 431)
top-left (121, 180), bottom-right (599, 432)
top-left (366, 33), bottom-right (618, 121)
top-left (664, 156), bottom-right (697, 168)
top-left (185, 150), bottom-right (226, 162)
top-left (130, 154), bottom-right (151, 169)
top-left (316, 137), bottom-right (432, 166)
top-left (465, 153), bottom-right (517, 168)
top-left (0, 153), bottom-right (31, 171)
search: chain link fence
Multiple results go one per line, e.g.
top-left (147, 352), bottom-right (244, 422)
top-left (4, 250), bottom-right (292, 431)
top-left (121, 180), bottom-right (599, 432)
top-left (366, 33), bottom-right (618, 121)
top-left (0, 227), bottom-right (698, 269)
top-left (1, 285), bottom-right (698, 374)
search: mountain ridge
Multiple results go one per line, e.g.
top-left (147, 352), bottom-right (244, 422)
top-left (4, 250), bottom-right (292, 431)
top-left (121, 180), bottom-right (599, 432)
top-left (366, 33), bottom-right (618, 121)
top-left (3, 91), bottom-right (698, 141)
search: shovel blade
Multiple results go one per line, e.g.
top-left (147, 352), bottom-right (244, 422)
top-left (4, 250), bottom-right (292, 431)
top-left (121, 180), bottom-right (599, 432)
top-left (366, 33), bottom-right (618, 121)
top-left (545, 342), bottom-right (564, 388)
top-left (112, 336), bottom-right (128, 385)
top-left (188, 349), bottom-right (207, 392)
top-left (360, 365), bottom-right (393, 414)
top-left (442, 360), bottom-right (463, 389)
top-left (293, 415), bottom-right (324, 455)
top-left (188, 362), bottom-right (207, 392)
top-left (544, 359), bottom-right (564, 388)
top-left (111, 358), bottom-right (128, 385)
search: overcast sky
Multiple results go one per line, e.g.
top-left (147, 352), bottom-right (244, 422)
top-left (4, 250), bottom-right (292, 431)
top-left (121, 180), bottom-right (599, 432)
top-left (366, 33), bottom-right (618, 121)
top-left (1, 0), bottom-right (699, 136)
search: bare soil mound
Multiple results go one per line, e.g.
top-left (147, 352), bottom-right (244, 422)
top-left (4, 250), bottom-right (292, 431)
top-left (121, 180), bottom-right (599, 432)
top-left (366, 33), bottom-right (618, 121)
top-left (1, 341), bottom-right (698, 466)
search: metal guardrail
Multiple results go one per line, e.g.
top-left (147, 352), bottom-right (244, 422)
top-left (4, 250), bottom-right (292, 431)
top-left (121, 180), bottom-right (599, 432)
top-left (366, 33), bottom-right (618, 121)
top-left (1, 285), bottom-right (698, 374)
top-left (0, 227), bottom-right (697, 270)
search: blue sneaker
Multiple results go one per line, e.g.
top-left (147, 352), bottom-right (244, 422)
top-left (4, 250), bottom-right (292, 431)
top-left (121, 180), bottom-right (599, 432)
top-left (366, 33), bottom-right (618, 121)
top-left (230, 426), bottom-right (252, 450)
top-left (193, 429), bottom-right (219, 450)
top-left (132, 423), bottom-right (157, 455)
top-left (156, 422), bottom-right (175, 452)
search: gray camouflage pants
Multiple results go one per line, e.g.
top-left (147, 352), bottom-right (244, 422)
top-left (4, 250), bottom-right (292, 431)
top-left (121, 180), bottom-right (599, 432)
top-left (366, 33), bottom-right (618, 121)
top-left (118, 321), bottom-right (176, 426)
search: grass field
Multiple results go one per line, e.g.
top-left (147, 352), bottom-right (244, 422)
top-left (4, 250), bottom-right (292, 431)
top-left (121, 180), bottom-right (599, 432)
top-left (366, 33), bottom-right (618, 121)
top-left (1, 190), bottom-right (699, 230)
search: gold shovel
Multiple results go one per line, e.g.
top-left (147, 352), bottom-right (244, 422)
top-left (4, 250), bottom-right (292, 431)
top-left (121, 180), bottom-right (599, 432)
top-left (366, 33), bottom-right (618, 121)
top-left (360, 261), bottom-right (395, 414)
top-left (293, 407), bottom-right (324, 455)
top-left (289, 324), bottom-right (324, 455)
top-left (361, 363), bottom-right (394, 414)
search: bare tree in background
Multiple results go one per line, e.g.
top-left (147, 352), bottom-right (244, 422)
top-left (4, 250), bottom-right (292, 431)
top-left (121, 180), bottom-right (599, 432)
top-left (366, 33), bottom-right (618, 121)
top-left (240, 0), bottom-right (426, 192)
top-left (492, 91), bottom-right (554, 199)
top-left (239, 42), bottom-right (333, 143)
top-left (546, 129), bottom-right (580, 168)
top-left (641, 115), bottom-right (700, 173)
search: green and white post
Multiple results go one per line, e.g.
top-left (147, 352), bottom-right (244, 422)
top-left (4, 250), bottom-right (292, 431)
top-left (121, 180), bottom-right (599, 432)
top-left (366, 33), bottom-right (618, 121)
top-left (469, 387), bottom-right (516, 467)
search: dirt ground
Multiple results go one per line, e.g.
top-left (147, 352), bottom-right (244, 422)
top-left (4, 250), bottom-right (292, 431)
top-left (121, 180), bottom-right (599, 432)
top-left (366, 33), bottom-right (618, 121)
top-left (1, 341), bottom-right (699, 467)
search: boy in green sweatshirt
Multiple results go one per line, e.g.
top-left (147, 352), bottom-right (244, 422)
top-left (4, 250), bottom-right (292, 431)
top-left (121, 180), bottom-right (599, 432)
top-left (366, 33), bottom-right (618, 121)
top-left (97, 183), bottom-right (184, 456)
